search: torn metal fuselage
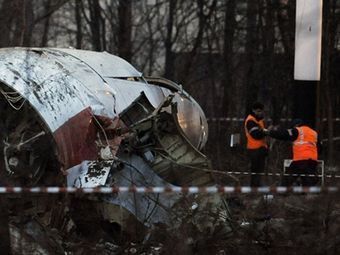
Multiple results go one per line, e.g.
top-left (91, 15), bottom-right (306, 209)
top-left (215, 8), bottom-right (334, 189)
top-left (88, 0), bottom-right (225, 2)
top-left (0, 48), bottom-right (223, 228)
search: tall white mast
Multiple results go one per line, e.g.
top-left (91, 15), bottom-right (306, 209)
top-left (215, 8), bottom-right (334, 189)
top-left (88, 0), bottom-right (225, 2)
top-left (294, 0), bottom-right (323, 81)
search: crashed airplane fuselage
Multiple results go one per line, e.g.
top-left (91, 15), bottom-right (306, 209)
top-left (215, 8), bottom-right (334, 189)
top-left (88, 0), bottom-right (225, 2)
top-left (0, 47), bottom-right (220, 226)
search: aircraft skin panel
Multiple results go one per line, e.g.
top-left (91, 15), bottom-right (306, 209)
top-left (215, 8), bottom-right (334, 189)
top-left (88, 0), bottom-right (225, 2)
top-left (0, 48), bottom-right (169, 133)
top-left (0, 47), bottom-right (209, 174)
top-left (104, 78), bottom-right (166, 112)
top-left (51, 48), bottom-right (142, 77)
top-left (53, 107), bottom-right (99, 169)
top-left (0, 48), bottom-right (94, 132)
top-left (45, 49), bottom-right (166, 116)
top-left (0, 47), bottom-right (208, 154)
top-left (42, 48), bottom-right (119, 118)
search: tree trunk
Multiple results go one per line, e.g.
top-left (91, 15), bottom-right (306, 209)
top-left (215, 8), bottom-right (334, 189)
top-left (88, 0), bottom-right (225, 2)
top-left (260, 0), bottom-right (276, 120)
top-left (164, 0), bottom-right (176, 80)
top-left (22, 0), bottom-right (35, 46)
top-left (180, 0), bottom-right (217, 85)
top-left (0, 0), bottom-right (14, 47)
top-left (40, 0), bottom-right (51, 47)
top-left (244, 0), bottom-right (258, 113)
top-left (322, 0), bottom-right (336, 166)
top-left (146, 13), bottom-right (155, 76)
top-left (12, 0), bottom-right (25, 46)
top-left (118, 0), bottom-right (132, 62)
top-left (75, 0), bottom-right (83, 49)
top-left (88, 0), bottom-right (103, 51)
top-left (276, 0), bottom-right (296, 117)
top-left (222, 0), bottom-right (236, 117)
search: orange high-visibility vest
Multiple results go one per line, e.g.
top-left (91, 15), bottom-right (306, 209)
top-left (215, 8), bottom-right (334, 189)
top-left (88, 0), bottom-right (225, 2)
top-left (244, 115), bottom-right (267, 149)
top-left (293, 126), bottom-right (318, 161)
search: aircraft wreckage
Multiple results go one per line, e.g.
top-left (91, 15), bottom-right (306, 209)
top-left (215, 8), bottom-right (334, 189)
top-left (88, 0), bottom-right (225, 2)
top-left (0, 47), bottom-right (228, 230)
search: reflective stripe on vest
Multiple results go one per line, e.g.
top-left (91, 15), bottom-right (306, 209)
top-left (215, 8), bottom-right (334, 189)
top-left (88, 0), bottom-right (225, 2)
top-left (293, 126), bottom-right (318, 161)
top-left (244, 115), bottom-right (267, 149)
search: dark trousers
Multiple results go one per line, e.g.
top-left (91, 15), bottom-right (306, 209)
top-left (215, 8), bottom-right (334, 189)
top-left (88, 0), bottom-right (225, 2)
top-left (282, 159), bottom-right (318, 186)
top-left (248, 147), bottom-right (268, 187)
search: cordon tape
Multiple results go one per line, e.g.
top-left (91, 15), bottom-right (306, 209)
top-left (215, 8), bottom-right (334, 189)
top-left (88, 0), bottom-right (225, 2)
top-left (225, 171), bottom-right (340, 178)
top-left (0, 186), bottom-right (337, 194)
top-left (207, 117), bottom-right (340, 122)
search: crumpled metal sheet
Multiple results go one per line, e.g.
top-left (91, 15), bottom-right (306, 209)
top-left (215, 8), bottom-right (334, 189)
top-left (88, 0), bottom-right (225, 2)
top-left (51, 48), bottom-right (142, 78)
top-left (0, 47), bottom-right (169, 171)
top-left (0, 48), bottom-right (98, 132)
top-left (0, 48), bottom-right (208, 153)
top-left (66, 160), bottom-right (112, 188)
top-left (53, 107), bottom-right (98, 168)
top-left (0, 48), bottom-right (160, 132)
top-left (66, 154), bottom-right (181, 225)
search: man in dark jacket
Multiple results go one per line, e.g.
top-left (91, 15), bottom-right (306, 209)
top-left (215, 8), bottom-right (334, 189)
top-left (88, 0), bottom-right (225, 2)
top-left (244, 102), bottom-right (268, 187)
top-left (266, 119), bottom-right (319, 186)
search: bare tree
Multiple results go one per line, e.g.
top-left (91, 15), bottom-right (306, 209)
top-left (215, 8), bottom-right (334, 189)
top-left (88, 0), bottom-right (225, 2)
top-left (321, 0), bottom-right (339, 166)
top-left (244, 0), bottom-right (259, 112)
top-left (164, 0), bottom-right (177, 80)
top-left (180, 0), bottom-right (217, 85)
top-left (83, 0), bottom-right (106, 51)
top-left (258, 0), bottom-right (277, 121)
top-left (11, 0), bottom-right (26, 46)
top-left (40, 0), bottom-right (52, 47)
top-left (75, 0), bottom-right (83, 49)
top-left (117, 0), bottom-right (132, 61)
top-left (222, 0), bottom-right (236, 116)
top-left (22, 0), bottom-right (35, 46)
top-left (0, 0), bottom-right (14, 47)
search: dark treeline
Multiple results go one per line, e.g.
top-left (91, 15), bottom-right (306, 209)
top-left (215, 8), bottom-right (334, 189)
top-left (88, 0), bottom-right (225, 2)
top-left (0, 0), bottom-right (339, 166)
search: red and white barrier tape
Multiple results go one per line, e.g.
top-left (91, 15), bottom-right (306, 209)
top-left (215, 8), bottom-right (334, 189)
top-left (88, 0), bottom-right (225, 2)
top-left (225, 171), bottom-right (340, 178)
top-left (208, 118), bottom-right (245, 122)
top-left (207, 118), bottom-right (340, 122)
top-left (0, 186), bottom-right (337, 194)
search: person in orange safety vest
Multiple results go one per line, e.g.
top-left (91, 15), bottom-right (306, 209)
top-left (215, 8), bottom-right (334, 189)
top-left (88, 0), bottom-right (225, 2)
top-left (244, 102), bottom-right (268, 187)
top-left (267, 118), bottom-right (319, 186)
